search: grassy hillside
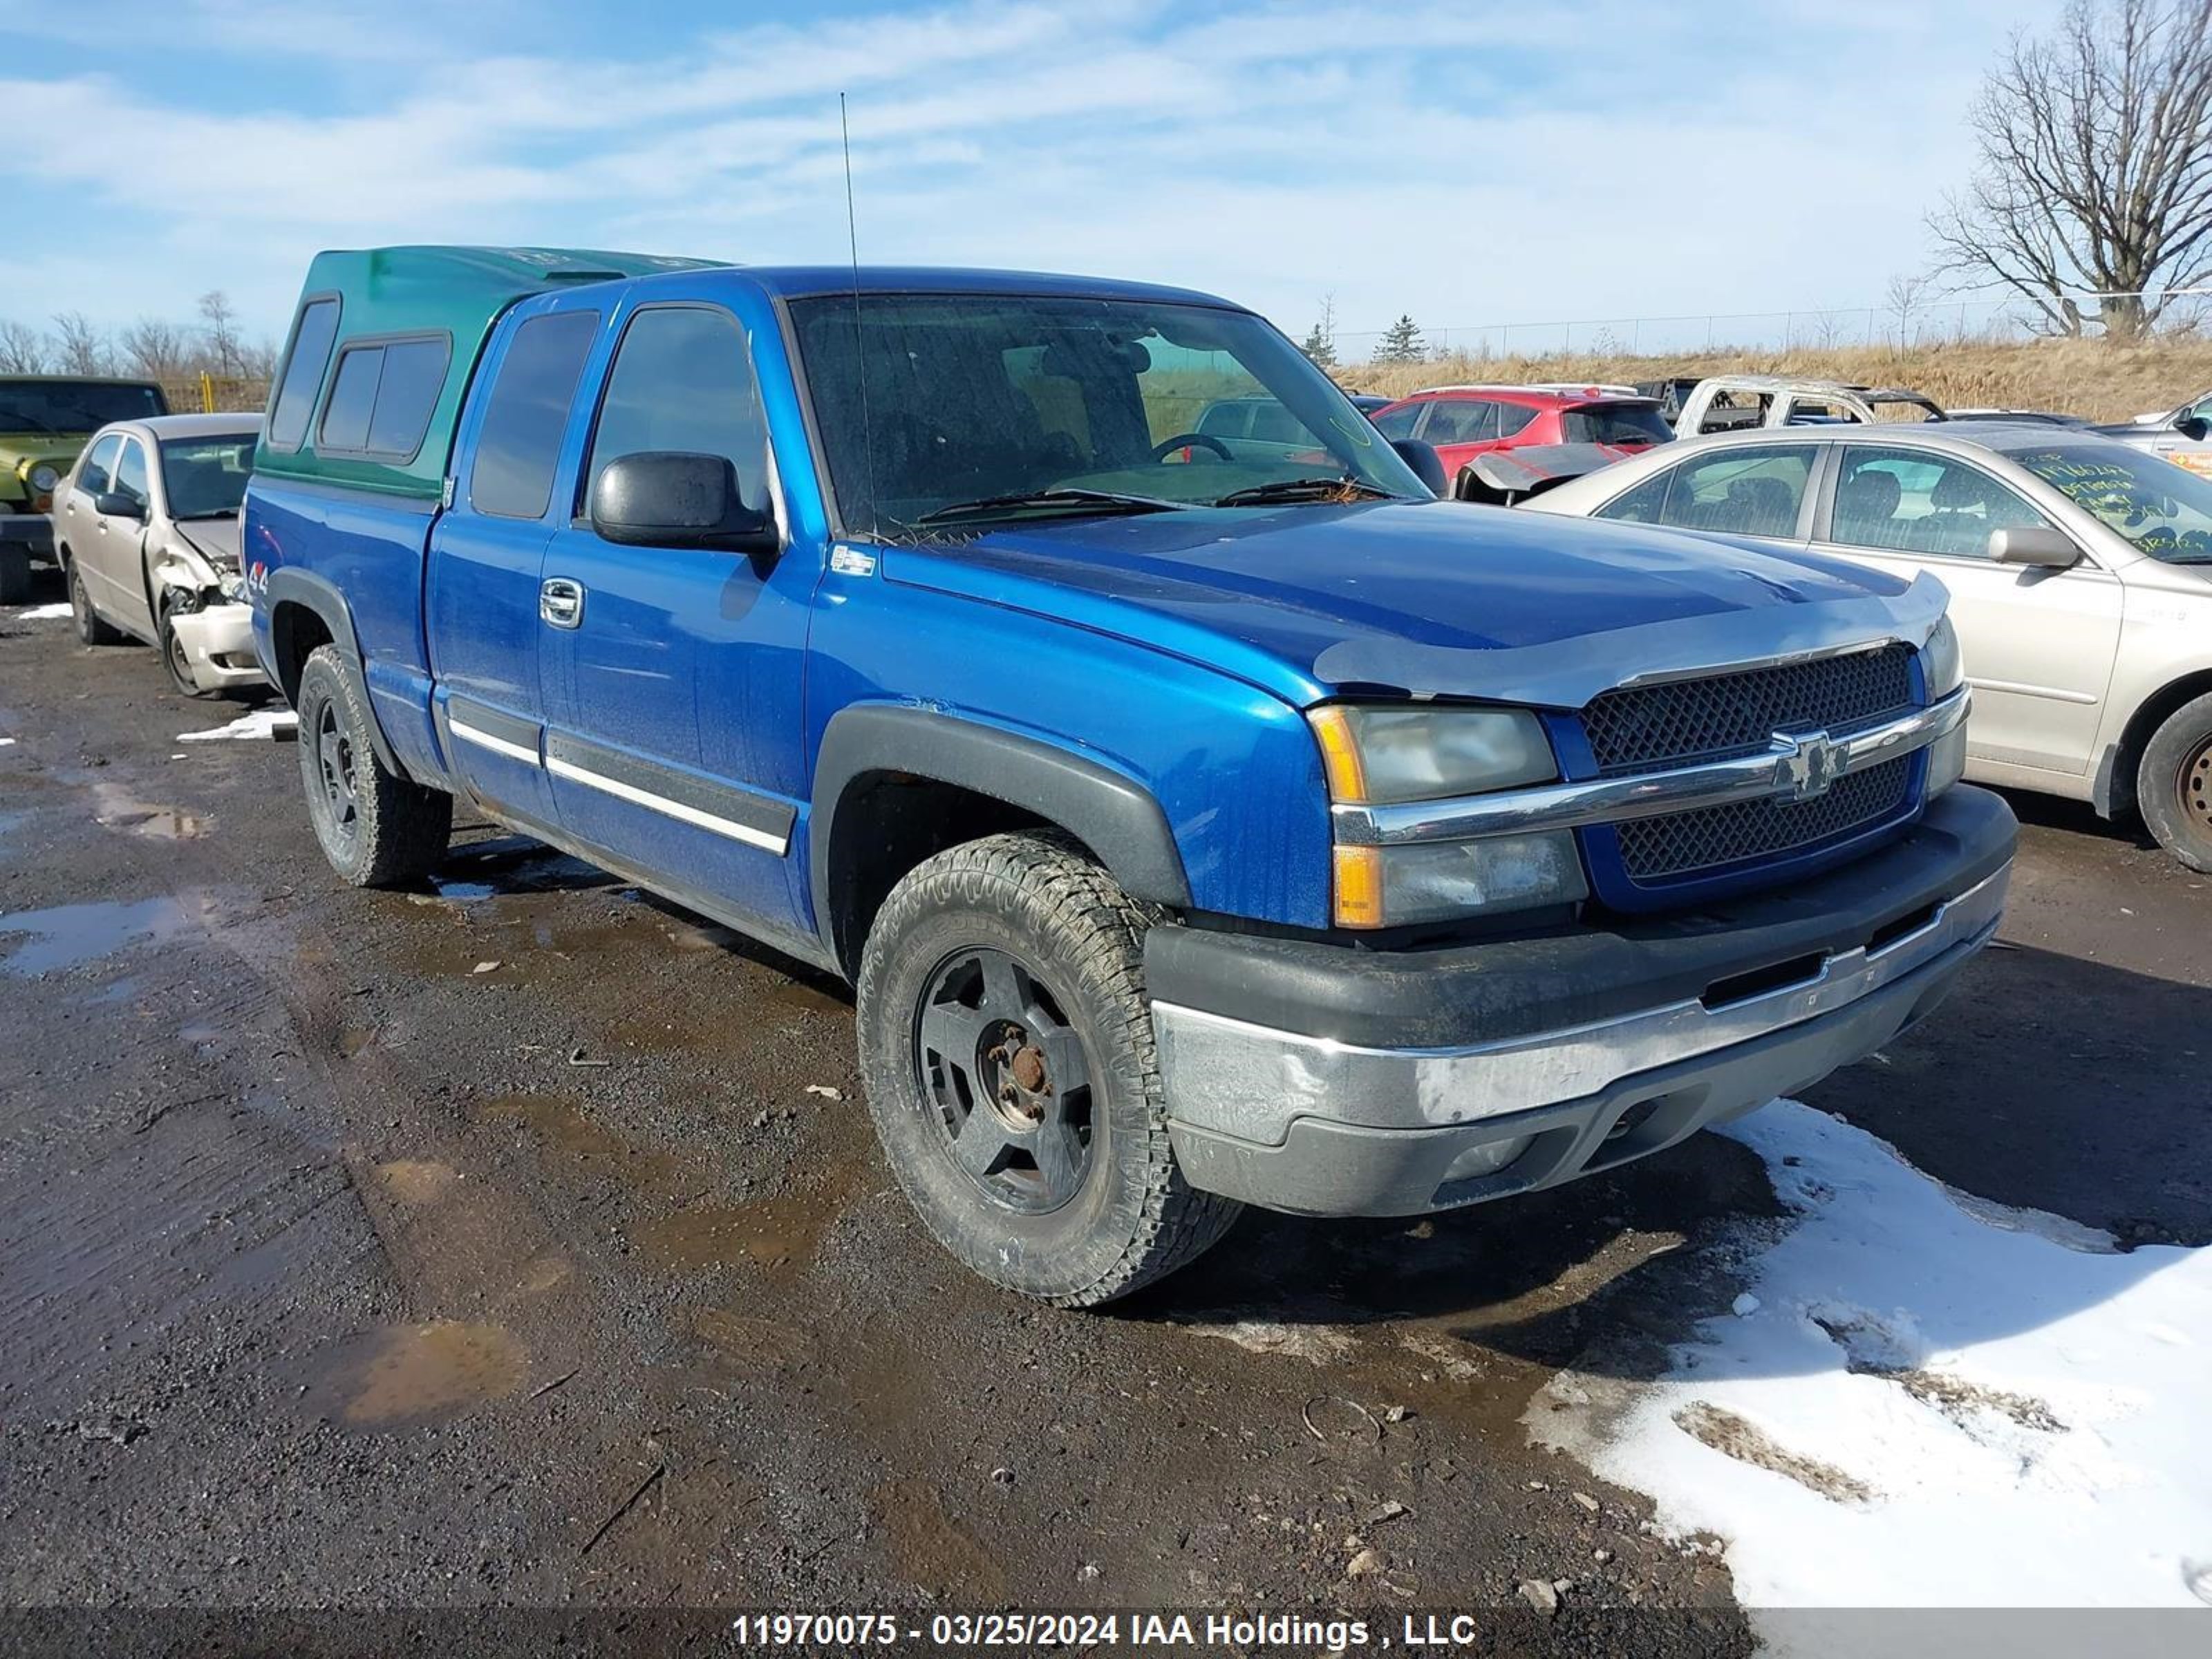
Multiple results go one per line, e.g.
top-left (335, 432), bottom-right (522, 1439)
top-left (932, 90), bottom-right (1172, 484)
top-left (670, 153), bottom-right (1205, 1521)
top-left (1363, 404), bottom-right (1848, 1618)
top-left (1333, 338), bottom-right (2212, 422)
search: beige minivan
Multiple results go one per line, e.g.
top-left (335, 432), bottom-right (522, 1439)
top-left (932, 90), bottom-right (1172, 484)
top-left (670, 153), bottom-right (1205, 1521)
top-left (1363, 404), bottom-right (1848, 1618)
top-left (1528, 422), bottom-right (2212, 870)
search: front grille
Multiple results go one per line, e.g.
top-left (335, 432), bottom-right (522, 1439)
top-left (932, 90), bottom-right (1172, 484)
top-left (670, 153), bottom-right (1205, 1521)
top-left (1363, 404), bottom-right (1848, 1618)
top-left (1584, 645), bottom-right (1915, 776)
top-left (1615, 754), bottom-right (1913, 881)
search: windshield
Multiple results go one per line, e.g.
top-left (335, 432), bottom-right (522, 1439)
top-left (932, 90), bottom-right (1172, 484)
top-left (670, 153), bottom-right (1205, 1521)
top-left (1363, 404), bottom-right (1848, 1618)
top-left (1562, 402), bottom-right (1672, 447)
top-left (788, 293), bottom-right (1425, 534)
top-left (0, 382), bottom-right (165, 433)
top-left (159, 432), bottom-right (258, 518)
top-left (2014, 444), bottom-right (2212, 563)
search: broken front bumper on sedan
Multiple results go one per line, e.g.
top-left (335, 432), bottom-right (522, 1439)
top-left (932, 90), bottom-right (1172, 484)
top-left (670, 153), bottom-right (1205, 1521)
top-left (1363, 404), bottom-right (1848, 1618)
top-left (1147, 787), bottom-right (2016, 1217)
top-left (168, 601), bottom-right (268, 691)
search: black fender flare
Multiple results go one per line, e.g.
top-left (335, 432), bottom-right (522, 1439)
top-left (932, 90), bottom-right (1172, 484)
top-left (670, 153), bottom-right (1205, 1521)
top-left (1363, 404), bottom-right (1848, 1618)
top-left (810, 704), bottom-right (1193, 955)
top-left (263, 567), bottom-right (404, 776)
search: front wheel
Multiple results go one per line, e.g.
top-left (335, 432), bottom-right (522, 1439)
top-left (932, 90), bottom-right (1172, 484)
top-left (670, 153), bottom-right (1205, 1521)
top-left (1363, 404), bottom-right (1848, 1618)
top-left (855, 831), bottom-right (1241, 1306)
top-left (294, 644), bottom-right (452, 886)
top-left (2138, 691), bottom-right (2212, 872)
top-left (158, 602), bottom-right (214, 697)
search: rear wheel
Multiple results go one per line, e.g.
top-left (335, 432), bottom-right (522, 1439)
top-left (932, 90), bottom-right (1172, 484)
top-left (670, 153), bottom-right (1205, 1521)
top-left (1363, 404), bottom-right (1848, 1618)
top-left (2139, 692), bottom-right (2212, 873)
top-left (855, 831), bottom-right (1240, 1306)
top-left (294, 644), bottom-right (451, 886)
top-left (67, 559), bottom-right (123, 645)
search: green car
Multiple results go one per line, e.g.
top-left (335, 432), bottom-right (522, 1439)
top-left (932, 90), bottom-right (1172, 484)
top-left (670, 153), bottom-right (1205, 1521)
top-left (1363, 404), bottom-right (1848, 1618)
top-left (0, 375), bottom-right (170, 602)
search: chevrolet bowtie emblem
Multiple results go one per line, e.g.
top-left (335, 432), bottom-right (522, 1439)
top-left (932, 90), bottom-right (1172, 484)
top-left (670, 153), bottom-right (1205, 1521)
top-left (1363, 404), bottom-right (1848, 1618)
top-left (1772, 728), bottom-right (1843, 801)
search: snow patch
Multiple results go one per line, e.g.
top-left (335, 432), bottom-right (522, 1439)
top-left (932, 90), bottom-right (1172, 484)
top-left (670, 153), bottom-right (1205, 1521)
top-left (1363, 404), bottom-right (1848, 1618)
top-left (16, 603), bottom-right (71, 620)
top-left (176, 709), bottom-right (297, 743)
top-left (1530, 1100), bottom-right (2211, 1623)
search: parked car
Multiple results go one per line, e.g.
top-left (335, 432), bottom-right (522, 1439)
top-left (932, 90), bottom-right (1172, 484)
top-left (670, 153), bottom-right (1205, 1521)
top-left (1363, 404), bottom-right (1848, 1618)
top-left (1526, 422), bottom-right (2212, 870)
top-left (53, 415), bottom-right (265, 695)
top-left (2092, 388), bottom-right (2212, 479)
top-left (1343, 393), bottom-right (1392, 416)
top-left (1672, 376), bottom-right (1946, 437)
top-left (0, 375), bottom-right (170, 602)
top-left (247, 245), bottom-right (2012, 1304)
top-left (1371, 385), bottom-right (1672, 494)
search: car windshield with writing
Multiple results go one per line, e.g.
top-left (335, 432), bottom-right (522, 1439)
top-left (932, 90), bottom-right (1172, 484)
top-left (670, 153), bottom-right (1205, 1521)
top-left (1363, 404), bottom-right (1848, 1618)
top-left (160, 432), bottom-right (259, 518)
top-left (2016, 444), bottom-right (2212, 563)
top-left (788, 292), bottom-right (1425, 534)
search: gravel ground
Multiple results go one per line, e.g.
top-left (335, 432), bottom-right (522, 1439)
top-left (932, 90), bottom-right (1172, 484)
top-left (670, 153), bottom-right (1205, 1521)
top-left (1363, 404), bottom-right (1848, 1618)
top-left (3, 587), bottom-right (2205, 1651)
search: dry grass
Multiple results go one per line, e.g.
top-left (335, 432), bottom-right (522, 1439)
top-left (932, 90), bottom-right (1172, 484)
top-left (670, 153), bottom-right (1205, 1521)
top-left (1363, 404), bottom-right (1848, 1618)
top-left (1334, 337), bottom-right (2212, 422)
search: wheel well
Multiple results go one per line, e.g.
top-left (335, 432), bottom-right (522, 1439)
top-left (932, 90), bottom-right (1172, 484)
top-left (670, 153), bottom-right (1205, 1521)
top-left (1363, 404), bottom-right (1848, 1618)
top-left (2106, 668), bottom-right (2212, 819)
top-left (269, 601), bottom-right (334, 706)
top-left (823, 774), bottom-right (1078, 977)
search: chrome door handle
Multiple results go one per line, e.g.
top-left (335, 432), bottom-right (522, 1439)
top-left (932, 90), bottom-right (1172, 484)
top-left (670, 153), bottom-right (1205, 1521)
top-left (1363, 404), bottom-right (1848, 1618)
top-left (540, 577), bottom-right (584, 628)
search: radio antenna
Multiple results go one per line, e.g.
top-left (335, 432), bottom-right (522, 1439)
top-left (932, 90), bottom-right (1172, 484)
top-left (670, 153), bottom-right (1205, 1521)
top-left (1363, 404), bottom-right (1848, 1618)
top-left (840, 91), bottom-right (881, 538)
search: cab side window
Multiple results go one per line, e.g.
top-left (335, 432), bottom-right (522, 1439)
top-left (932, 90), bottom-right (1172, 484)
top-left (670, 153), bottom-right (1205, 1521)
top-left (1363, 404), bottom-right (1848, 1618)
top-left (585, 306), bottom-right (771, 516)
top-left (77, 434), bottom-right (123, 497)
top-left (1833, 445), bottom-right (2052, 559)
top-left (112, 440), bottom-right (150, 510)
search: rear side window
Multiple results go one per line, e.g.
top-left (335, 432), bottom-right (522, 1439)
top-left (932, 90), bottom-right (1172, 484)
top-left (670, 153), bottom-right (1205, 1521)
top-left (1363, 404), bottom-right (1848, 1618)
top-left (1373, 404), bottom-right (1423, 440)
top-left (585, 305), bottom-right (771, 514)
top-left (1195, 402), bottom-right (1250, 438)
top-left (1563, 402), bottom-right (1672, 446)
top-left (1422, 400), bottom-right (1499, 444)
top-left (317, 337), bottom-right (450, 460)
top-left (469, 310), bottom-right (601, 521)
top-left (1597, 444), bottom-right (1816, 539)
top-left (78, 433), bottom-right (122, 496)
top-left (268, 297), bottom-right (340, 451)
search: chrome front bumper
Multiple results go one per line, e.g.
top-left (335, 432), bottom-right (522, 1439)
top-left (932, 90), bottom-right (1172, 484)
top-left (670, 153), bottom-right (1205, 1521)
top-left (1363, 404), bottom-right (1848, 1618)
top-left (1154, 861), bottom-right (2009, 1216)
top-left (169, 602), bottom-right (267, 690)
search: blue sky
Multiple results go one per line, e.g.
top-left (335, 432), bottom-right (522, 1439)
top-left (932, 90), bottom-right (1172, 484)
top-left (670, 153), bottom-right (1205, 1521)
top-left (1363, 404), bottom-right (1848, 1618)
top-left (0, 0), bottom-right (2062, 351)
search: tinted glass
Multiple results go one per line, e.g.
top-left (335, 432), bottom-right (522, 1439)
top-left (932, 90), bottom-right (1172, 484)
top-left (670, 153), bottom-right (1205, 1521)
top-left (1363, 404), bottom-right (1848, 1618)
top-left (470, 310), bottom-right (600, 520)
top-left (0, 383), bottom-right (165, 433)
top-left (1194, 402), bottom-right (1250, 437)
top-left (1422, 400), bottom-right (1497, 444)
top-left (268, 297), bottom-right (339, 450)
top-left (586, 306), bottom-right (770, 513)
top-left (160, 433), bottom-right (258, 518)
top-left (1246, 402), bottom-right (1311, 444)
top-left (78, 433), bottom-right (122, 496)
top-left (365, 338), bottom-right (449, 458)
top-left (319, 346), bottom-right (382, 451)
top-left (1563, 402), bottom-right (1672, 446)
top-left (2014, 442), bottom-right (2212, 563)
top-left (1372, 403), bottom-right (1423, 440)
top-left (1600, 444), bottom-right (1815, 539)
top-left (112, 439), bottom-right (149, 507)
top-left (1497, 403), bottom-right (1539, 437)
top-left (1834, 445), bottom-right (2050, 559)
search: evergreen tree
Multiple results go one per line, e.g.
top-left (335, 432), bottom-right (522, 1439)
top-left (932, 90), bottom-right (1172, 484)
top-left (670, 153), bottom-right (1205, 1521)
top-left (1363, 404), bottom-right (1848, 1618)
top-left (1373, 314), bottom-right (1425, 364)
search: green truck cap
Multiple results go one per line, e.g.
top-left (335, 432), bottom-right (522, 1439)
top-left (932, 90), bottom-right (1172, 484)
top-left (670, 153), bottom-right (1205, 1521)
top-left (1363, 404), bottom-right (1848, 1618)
top-left (254, 245), bottom-right (725, 501)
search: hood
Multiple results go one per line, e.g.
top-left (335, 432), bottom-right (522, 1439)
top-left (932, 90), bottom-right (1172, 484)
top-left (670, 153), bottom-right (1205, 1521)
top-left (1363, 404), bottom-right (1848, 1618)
top-left (882, 501), bottom-right (1938, 709)
top-left (0, 435), bottom-right (91, 471)
top-left (173, 517), bottom-right (242, 569)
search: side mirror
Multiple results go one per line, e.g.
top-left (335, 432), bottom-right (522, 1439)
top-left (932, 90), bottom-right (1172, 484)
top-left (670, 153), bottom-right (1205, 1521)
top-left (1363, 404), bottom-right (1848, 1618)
top-left (1987, 526), bottom-right (2081, 568)
top-left (2175, 415), bottom-right (2209, 441)
top-left (95, 491), bottom-right (144, 520)
top-left (588, 451), bottom-right (780, 555)
top-left (1389, 438), bottom-right (1447, 498)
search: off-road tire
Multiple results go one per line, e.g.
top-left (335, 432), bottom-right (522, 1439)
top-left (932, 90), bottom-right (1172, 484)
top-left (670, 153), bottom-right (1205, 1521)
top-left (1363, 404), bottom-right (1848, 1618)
top-left (856, 830), bottom-right (1241, 1306)
top-left (0, 548), bottom-right (31, 605)
top-left (295, 644), bottom-right (451, 887)
top-left (158, 602), bottom-right (214, 697)
top-left (66, 559), bottom-right (123, 645)
top-left (2137, 691), bottom-right (2212, 873)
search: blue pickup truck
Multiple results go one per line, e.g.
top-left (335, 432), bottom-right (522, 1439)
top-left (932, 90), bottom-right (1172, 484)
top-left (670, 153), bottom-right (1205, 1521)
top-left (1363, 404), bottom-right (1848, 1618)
top-left (243, 246), bottom-right (2014, 1305)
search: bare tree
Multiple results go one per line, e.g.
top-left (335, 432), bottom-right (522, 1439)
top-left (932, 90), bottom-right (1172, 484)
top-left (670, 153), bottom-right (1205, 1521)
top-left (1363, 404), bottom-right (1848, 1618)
top-left (50, 312), bottom-right (111, 375)
top-left (197, 290), bottom-right (245, 377)
top-left (1886, 272), bottom-right (1933, 346)
top-left (1929, 0), bottom-right (2212, 339)
top-left (120, 318), bottom-right (191, 381)
top-left (0, 321), bottom-right (50, 373)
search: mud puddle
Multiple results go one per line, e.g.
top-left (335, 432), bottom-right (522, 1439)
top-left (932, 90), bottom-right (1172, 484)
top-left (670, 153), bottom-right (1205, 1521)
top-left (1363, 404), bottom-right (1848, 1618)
top-left (0, 894), bottom-right (207, 976)
top-left (637, 1183), bottom-right (847, 1272)
top-left (91, 782), bottom-right (212, 842)
top-left (295, 1319), bottom-right (529, 1429)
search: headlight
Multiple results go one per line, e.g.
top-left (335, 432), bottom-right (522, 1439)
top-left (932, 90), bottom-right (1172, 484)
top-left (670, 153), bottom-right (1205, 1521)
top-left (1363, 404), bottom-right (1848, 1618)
top-left (1921, 616), bottom-right (1963, 698)
top-left (219, 574), bottom-right (248, 603)
top-left (28, 463), bottom-right (59, 493)
top-left (1311, 704), bottom-right (1586, 926)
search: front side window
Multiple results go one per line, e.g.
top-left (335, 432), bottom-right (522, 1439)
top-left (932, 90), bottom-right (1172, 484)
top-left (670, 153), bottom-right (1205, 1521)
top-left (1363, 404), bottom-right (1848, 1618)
top-left (1834, 445), bottom-right (2051, 559)
top-left (788, 292), bottom-right (1425, 535)
top-left (470, 310), bottom-right (600, 521)
top-left (77, 433), bottom-right (122, 496)
top-left (1598, 444), bottom-right (1815, 539)
top-left (2013, 442), bottom-right (2212, 564)
top-left (585, 306), bottom-right (772, 516)
top-left (160, 433), bottom-right (257, 519)
top-left (112, 439), bottom-right (149, 509)
top-left (268, 297), bottom-right (339, 451)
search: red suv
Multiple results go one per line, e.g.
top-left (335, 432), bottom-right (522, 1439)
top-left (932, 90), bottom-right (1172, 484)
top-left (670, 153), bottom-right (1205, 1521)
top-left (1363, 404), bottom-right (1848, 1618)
top-left (1372, 385), bottom-right (1672, 485)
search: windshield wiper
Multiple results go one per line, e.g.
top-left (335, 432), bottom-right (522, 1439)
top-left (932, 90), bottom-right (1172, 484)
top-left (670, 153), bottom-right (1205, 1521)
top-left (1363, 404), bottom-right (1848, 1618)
top-left (910, 488), bottom-right (1188, 528)
top-left (176, 508), bottom-right (241, 521)
top-left (0, 408), bottom-right (58, 434)
top-left (1212, 476), bottom-right (1398, 508)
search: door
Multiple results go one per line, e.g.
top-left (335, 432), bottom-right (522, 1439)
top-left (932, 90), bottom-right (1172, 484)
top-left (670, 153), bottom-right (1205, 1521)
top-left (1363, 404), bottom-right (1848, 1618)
top-left (1811, 443), bottom-right (2120, 776)
top-left (60, 433), bottom-right (127, 613)
top-left (426, 295), bottom-right (606, 827)
top-left (538, 297), bottom-right (816, 939)
top-left (102, 436), bottom-right (159, 635)
top-left (1419, 397), bottom-right (1503, 476)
